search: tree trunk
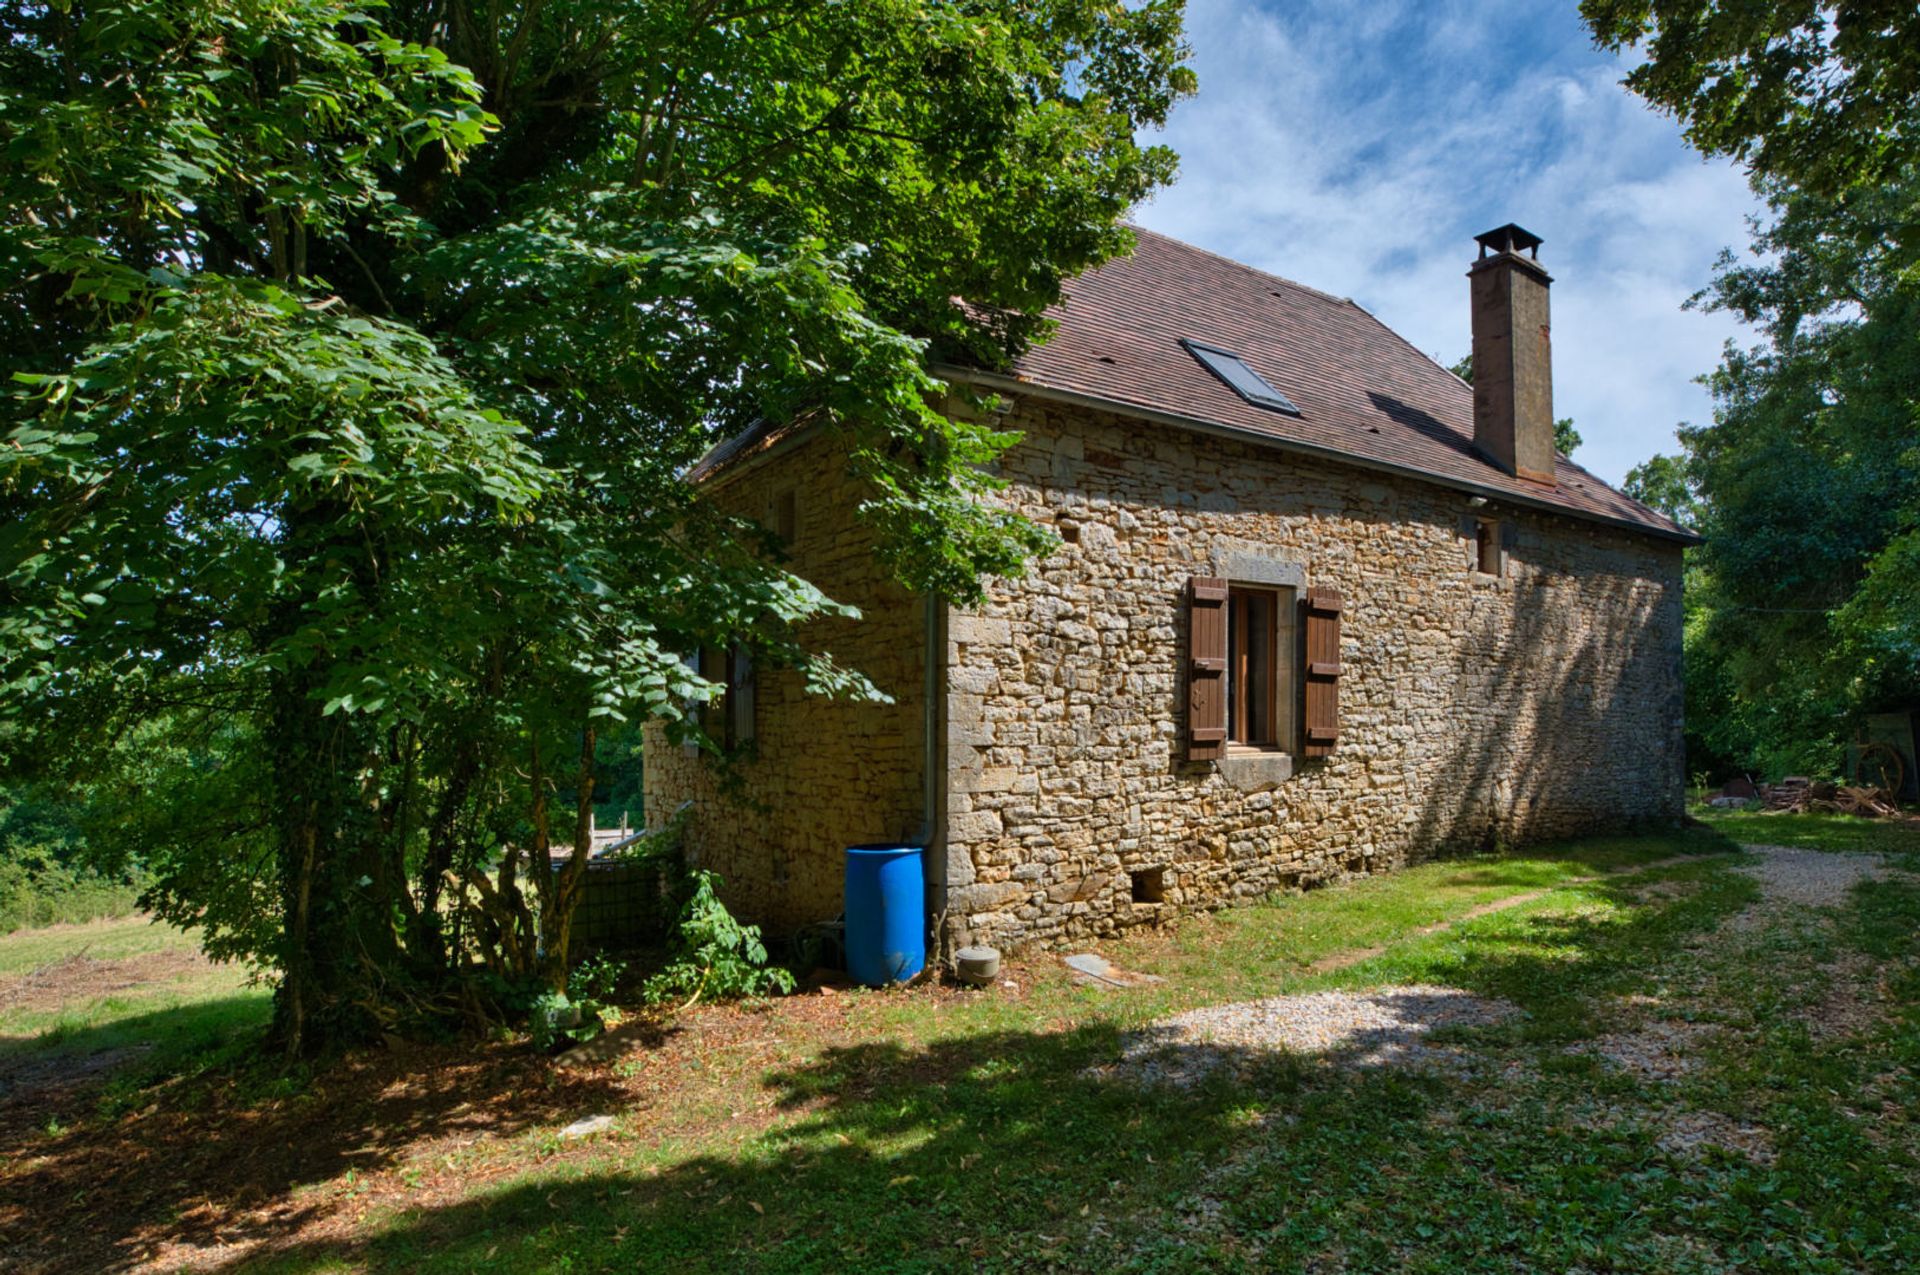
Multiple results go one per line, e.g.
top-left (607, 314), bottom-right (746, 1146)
top-left (540, 721), bottom-right (596, 991)
top-left (265, 503), bottom-right (412, 1056)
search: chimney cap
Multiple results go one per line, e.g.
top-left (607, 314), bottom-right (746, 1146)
top-left (1474, 223), bottom-right (1543, 260)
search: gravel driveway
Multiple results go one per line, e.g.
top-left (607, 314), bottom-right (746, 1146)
top-left (1104, 843), bottom-right (1907, 1090)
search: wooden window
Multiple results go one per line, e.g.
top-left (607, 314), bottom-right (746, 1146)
top-left (1191, 577), bottom-right (1307, 761)
top-left (695, 644), bottom-right (756, 750)
top-left (726, 645), bottom-right (756, 748)
top-left (1474, 518), bottom-right (1501, 575)
top-left (1228, 585), bottom-right (1294, 749)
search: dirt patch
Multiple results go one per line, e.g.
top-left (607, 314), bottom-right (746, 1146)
top-left (1634, 878), bottom-right (1702, 905)
top-left (0, 1043), bottom-right (153, 1109)
top-left (1655, 1109), bottom-right (1775, 1164)
top-left (0, 967), bottom-right (1028, 1273)
top-left (0, 947), bottom-right (218, 1020)
top-left (1795, 952), bottom-right (1891, 1041)
top-left (1573, 1017), bottom-right (1718, 1083)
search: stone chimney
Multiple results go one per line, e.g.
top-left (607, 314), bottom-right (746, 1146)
top-left (1468, 224), bottom-right (1555, 486)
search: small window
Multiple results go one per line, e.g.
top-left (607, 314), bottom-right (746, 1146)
top-left (774, 489), bottom-right (798, 544)
top-left (1474, 519), bottom-right (1501, 576)
top-left (1182, 340), bottom-right (1303, 416)
top-left (1227, 585), bottom-right (1296, 748)
top-left (726, 645), bottom-right (756, 748)
top-left (696, 644), bottom-right (756, 749)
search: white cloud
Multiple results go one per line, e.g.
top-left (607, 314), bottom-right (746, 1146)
top-left (1132, 0), bottom-right (1762, 484)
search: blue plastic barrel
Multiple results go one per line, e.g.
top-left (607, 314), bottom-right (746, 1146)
top-left (844, 844), bottom-right (926, 987)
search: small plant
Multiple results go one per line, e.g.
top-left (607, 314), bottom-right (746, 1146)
top-left (527, 954), bottom-right (629, 1052)
top-left (528, 990), bottom-right (588, 1053)
top-left (644, 870), bottom-right (795, 1009)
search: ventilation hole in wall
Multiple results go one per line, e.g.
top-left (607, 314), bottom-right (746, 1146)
top-left (1130, 867), bottom-right (1166, 905)
top-left (1058, 521), bottom-right (1081, 544)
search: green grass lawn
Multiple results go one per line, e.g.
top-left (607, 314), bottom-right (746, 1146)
top-left (1692, 803), bottom-right (1920, 858)
top-left (7, 819), bottom-right (1918, 1274)
top-left (224, 820), bottom-right (1916, 1274)
top-left (0, 914), bottom-right (271, 1113)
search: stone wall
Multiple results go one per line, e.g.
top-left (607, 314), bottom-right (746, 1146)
top-left (642, 432), bottom-right (927, 931)
top-left (943, 397), bottom-right (1686, 951)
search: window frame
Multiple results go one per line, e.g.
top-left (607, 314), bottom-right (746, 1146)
top-left (1473, 517), bottom-right (1503, 576)
top-left (1225, 582), bottom-right (1297, 753)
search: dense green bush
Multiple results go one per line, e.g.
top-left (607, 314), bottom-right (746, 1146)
top-left (0, 846), bottom-right (142, 933)
top-left (0, 786), bottom-right (142, 932)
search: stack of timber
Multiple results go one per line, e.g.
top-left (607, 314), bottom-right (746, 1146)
top-left (1756, 777), bottom-right (1901, 818)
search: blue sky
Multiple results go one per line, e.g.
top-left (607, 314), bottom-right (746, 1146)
top-left (1132, 0), bottom-right (1762, 486)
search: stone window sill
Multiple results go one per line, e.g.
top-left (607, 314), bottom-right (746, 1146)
top-left (1219, 749), bottom-right (1293, 792)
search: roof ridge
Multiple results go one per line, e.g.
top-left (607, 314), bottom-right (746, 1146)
top-left (1125, 224), bottom-right (1355, 309)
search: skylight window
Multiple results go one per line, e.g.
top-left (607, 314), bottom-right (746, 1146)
top-left (1181, 340), bottom-right (1302, 416)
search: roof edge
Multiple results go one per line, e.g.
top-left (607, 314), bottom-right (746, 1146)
top-left (939, 365), bottom-right (1702, 547)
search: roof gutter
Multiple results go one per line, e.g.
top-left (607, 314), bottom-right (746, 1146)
top-left (937, 365), bottom-right (1702, 547)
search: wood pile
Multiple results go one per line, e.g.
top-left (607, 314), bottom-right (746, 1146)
top-left (1755, 776), bottom-right (1901, 818)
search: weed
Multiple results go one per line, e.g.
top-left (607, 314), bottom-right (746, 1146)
top-left (643, 870), bottom-right (795, 1008)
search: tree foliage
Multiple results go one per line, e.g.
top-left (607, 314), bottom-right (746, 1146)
top-left (1583, 0), bottom-right (1920, 197)
top-left (1586, 1), bottom-right (1920, 778)
top-left (0, 0), bottom-right (1193, 1052)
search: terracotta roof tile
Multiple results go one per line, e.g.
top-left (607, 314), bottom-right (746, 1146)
top-left (971, 227), bottom-right (1690, 541)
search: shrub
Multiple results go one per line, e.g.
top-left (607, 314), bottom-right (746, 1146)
top-left (643, 870), bottom-right (795, 1009)
top-left (0, 844), bottom-right (143, 933)
top-left (527, 954), bottom-right (628, 1052)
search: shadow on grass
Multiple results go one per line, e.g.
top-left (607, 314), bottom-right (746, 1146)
top-left (0, 1013), bottom-right (652, 1273)
top-left (0, 992), bottom-right (270, 1109)
top-left (205, 845), bottom-right (1768, 1275)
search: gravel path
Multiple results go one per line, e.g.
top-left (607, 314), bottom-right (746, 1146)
top-left (1103, 985), bottom-right (1520, 1087)
top-left (1734, 843), bottom-right (1892, 908)
top-left (1105, 844), bottom-right (1907, 1090)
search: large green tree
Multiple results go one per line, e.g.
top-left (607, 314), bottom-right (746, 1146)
top-left (1586, 0), bottom-right (1920, 777)
top-left (0, 0), bottom-right (1194, 1053)
top-left (1583, 0), bottom-right (1920, 197)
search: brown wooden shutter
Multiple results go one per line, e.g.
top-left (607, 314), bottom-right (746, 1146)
top-left (1302, 586), bottom-right (1343, 758)
top-left (1188, 576), bottom-right (1229, 761)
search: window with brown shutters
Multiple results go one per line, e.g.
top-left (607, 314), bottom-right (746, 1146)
top-left (1187, 576), bottom-right (1228, 761)
top-left (1301, 586), bottom-right (1343, 758)
top-left (1227, 584), bottom-right (1296, 748)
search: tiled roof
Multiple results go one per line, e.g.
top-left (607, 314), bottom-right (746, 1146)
top-left (960, 226), bottom-right (1692, 542)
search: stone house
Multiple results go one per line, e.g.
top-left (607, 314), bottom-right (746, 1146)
top-left (645, 225), bottom-right (1695, 954)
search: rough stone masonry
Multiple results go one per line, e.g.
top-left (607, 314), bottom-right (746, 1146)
top-left (647, 396), bottom-right (1685, 953)
top-left (939, 398), bottom-right (1683, 950)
